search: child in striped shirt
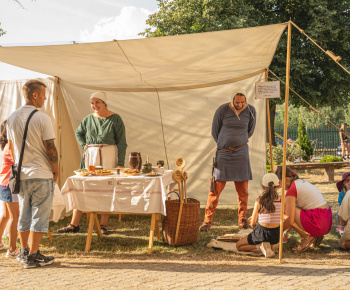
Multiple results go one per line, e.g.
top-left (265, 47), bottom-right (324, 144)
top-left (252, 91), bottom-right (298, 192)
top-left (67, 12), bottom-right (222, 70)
top-left (236, 173), bottom-right (281, 258)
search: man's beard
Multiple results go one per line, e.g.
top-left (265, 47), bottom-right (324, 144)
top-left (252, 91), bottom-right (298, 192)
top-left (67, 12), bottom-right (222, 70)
top-left (234, 104), bottom-right (245, 110)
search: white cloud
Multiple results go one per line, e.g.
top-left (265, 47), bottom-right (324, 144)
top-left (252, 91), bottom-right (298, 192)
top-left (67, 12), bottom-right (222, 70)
top-left (79, 6), bottom-right (152, 42)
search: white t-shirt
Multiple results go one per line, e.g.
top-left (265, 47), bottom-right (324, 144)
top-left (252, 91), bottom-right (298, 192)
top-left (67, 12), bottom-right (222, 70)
top-left (286, 179), bottom-right (327, 210)
top-left (7, 105), bottom-right (56, 180)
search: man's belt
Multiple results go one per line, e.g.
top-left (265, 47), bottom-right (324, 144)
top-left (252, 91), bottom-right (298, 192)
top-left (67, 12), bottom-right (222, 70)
top-left (217, 143), bottom-right (247, 154)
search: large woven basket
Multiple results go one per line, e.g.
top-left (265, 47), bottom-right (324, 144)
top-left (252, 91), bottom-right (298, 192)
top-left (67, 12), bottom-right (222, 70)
top-left (162, 198), bottom-right (200, 246)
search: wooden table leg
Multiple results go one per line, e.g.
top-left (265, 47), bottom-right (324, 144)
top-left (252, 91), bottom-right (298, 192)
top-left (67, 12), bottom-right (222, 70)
top-left (85, 212), bottom-right (95, 252)
top-left (93, 214), bottom-right (103, 239)
top-left (148, 213), bottom-right (156, 254)
top-left (155, 214), bottom-right (161, 240)
top-left (118, 214), bottom-right (122, 222)
top-left (47, 228), bottom-right (54, 242)
top-left (324, 166), bottom-right (335, 181)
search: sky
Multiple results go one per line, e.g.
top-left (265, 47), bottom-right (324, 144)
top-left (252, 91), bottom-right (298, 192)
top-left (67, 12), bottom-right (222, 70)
top-left (0, 0), bottom-right (158, 79)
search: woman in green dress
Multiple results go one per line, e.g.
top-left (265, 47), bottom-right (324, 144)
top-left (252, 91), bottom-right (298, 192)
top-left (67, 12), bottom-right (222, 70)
top-left (58, 91), bottom-right (127, 235)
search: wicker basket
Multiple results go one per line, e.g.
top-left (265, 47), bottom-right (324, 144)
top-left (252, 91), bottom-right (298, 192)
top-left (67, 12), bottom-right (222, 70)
top-left (162, 197), bottom-right (200, 246)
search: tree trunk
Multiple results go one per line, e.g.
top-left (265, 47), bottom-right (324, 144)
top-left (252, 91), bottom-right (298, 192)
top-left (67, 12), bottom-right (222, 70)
top-left (266, 103), bottom-right (277, 146)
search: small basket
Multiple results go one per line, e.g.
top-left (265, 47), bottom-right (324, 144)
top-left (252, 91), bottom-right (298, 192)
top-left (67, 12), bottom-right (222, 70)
top-left (162, 197), bottom-right (200, 246)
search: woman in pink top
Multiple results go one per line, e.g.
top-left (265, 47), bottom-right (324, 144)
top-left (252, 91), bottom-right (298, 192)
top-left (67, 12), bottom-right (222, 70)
top-left (276, 167), bottom-right (332, 251)
top-left (0, 120), bottom-right (20, 257)
top-left (236, 173), bottom-right (281, 258)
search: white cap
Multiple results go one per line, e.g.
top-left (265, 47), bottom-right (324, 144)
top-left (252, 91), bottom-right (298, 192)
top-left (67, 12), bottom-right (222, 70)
top-left (231, 87), bottom-right (247, 103)
top-left (262, 173), bottom-right (279, 187)
top-left (90, 91), bottom-right (107, 103)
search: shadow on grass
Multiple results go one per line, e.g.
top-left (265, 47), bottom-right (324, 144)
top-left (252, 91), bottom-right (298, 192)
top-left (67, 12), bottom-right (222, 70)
top-left (39, 206), bottom-right (350, 262)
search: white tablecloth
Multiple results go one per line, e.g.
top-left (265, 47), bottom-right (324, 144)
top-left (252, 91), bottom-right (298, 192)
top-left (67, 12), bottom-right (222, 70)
top-left (60, 170), bottom-right (175, 215)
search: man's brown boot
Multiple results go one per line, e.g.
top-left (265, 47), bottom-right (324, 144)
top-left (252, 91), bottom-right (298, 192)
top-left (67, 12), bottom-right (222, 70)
top-left (238, 219), bottom-right (250, 229)
top-left (199, 223), bottom-right (211, 231)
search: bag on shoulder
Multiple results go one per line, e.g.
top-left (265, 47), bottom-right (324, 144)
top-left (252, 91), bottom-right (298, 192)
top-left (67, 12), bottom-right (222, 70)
top-left (8, 164), bottom-right (20, 194)
top-left (209, 157), bottom-right (216, 192)
top-left (8, 109), bottom-right (38, 194)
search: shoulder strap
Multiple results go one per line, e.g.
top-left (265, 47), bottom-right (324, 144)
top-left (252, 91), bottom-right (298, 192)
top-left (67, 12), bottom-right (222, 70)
top-left (17, 109), bottom-right (38, 171)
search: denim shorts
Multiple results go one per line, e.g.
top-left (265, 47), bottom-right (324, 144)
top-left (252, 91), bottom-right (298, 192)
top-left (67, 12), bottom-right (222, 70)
top-left (18, 179), bottom-right (54, 233)
top-left (0, 185), bottom-right (19, 202)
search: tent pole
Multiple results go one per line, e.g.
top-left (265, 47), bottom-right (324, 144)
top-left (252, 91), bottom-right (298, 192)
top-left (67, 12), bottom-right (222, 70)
top-left (53, 76), bottom-right (62, 187)
top-left (279, 21), bottom-right (292, 263)
top-left (265, 69), bottom-right (274, 172)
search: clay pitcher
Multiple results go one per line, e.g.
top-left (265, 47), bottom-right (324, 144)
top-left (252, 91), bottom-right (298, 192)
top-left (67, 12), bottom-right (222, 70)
top-left (129, 152), bottom-right (142, 170)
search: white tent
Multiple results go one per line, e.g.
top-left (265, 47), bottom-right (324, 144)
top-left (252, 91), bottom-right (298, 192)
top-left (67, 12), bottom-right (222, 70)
top-left (0, 23), bottom-right (287, 204)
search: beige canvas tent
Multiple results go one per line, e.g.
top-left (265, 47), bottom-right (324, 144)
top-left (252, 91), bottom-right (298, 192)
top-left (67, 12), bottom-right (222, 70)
top-left (0, 22), bottom-right (288, 205)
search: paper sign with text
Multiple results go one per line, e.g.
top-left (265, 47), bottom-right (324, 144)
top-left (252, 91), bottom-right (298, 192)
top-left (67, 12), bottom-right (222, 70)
top-left (255, 81), bottom-right (280, 99)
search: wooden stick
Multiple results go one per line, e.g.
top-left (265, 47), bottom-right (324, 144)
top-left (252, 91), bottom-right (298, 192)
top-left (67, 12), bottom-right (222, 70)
top-left (279, 21), bottom-right (292, 263)
top-left (265, 69), bottom-right (274, 172)
top-left (183, 172), bottom-right (188, 203)
top-left (174, 199), bottom-right (184, 246)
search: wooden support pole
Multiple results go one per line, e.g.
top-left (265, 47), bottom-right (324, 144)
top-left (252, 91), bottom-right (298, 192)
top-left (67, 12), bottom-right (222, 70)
top-left (279, 21), bottom-right (292, 263)
top-left (265, 69), bottom-right (274, 172)
top-left (47, 229), bottom-right (54, 242)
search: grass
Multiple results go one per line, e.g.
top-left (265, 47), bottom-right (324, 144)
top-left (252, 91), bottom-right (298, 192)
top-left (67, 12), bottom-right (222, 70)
top-left (3, 167), bottom-right (349, 263)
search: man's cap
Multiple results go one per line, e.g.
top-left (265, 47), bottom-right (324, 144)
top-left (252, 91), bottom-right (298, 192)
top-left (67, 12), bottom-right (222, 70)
top-left (262, 173), bottom-right (280, 187)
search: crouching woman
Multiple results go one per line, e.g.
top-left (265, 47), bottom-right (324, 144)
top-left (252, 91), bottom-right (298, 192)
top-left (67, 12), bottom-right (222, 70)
top-left (236, 173), bottom-right (281, 258)
top-left (276, 167), bottom-right (332, 251)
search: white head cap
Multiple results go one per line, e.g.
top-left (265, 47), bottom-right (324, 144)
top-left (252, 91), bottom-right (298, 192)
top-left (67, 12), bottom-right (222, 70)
top-left (231, 87), bottom-right (247, 103)
top-left (90, 91), bottom-right (107, 103)
top-left (262, 173), bottom-right (279, 187)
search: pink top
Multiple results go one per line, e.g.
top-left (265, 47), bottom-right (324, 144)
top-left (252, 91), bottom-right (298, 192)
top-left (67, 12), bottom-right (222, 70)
top-left (0, 144), bottom-right (14, 187)
top-left (258, 201), bottom-right (281, 224)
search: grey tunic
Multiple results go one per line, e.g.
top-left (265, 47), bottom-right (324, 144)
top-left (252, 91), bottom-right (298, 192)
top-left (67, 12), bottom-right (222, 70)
top-left (212, 103), bottom-right (256, 182)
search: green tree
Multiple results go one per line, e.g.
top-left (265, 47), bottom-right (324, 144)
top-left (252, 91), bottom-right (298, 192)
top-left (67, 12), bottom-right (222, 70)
top-left (298, 117), bottom-right (314, 161)
top-left (142, 0), bottom-right (350, 144)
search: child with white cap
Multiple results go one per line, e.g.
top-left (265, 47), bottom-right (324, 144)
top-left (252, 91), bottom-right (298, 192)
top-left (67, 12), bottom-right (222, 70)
top-left (236, 173), bottom-right (281, 258)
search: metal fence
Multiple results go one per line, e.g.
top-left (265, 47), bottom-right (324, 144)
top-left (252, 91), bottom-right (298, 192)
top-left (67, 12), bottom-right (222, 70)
top-left (274, 125), bottom-right (341, 157)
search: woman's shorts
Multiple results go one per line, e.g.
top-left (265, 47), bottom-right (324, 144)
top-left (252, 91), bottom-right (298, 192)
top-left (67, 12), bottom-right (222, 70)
top-left (0, 185), bottom-right (19, 203)
top-left (300, 207), bottom-right (332, 237)
top-left (247, 224), bottom-right (280, 245)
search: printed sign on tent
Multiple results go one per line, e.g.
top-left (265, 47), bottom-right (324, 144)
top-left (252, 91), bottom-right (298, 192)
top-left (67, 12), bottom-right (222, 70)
top-left (255, 81), bottom-right (280, 99)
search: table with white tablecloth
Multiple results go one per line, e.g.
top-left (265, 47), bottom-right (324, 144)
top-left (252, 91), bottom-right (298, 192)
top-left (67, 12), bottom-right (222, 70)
top-left (60, 170), bottom-right (175, 253)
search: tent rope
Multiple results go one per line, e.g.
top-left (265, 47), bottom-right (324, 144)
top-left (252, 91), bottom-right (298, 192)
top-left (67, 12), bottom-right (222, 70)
top-left (291, 21), bottom-right (350, 76)
top-left (113, 40), bottom-right (170, 169)
top-left (268, 69), bottom-right (350, 140)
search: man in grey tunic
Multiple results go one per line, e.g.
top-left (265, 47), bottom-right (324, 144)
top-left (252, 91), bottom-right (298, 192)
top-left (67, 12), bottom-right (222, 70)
top-left (200, 88), bottom-right (256, 231)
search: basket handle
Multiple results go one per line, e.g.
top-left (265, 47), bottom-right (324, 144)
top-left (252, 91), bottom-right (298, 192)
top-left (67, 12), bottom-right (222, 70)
top-left (166, 191), bottom-right (180, 200)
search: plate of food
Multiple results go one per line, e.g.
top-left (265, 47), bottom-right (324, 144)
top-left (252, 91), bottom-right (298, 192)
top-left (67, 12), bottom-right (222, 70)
top-left (93, 169), bottom-right (114, 176)
top-left (74, 169), bottom-right (91, 176)
top-left (144, 172), bottom-right (161, 177)
top-left (121, 168), bottom-right (141, 176)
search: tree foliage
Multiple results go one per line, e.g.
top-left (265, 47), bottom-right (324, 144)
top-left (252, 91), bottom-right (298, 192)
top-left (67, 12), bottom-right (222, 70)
top-left (142, 0), bottom-right (350, 108)
top-left (298, 117), bottom-right (314, 161)
top-left (275, 103), bottom-right (349, 128)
